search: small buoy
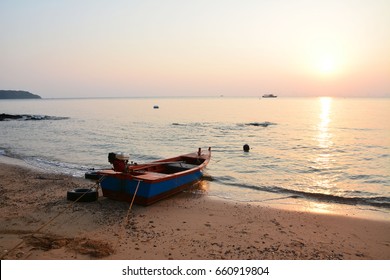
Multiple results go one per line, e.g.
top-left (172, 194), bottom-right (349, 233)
top-left (243, 144), bottom-right (250, 152)
top-left (153, 105), bottom-right (159, 109)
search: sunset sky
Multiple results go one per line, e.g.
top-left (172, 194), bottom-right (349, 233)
top-left (1, 0), bottom-right (389, 98)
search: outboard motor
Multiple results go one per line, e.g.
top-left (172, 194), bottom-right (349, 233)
top-left (108, 152), bottom-right (129, 172)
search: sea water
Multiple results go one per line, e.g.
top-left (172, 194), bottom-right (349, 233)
top-left (1, 97), bottom-right (389, 219)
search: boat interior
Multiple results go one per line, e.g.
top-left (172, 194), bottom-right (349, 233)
top-left (129, 156), bottom-right (205, 175)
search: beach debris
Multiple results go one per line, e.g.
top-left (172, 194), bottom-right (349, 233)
top-left (23, 234), bottom-right (114, 258)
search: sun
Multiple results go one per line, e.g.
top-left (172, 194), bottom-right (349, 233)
top-left (315, 54), bottom-right (341, 77)
top-left (317, 55), bottom-right (337, 75)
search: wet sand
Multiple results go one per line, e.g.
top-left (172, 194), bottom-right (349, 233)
top-left (0, 160), bottom-right (389, 260)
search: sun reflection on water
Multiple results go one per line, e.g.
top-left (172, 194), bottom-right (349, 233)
top-left (307, 97), bottom-right (337, 212)
top-left (314, 97), bottom-right (334, 170)
top-left (317, 97), bottom-right (333, 149)
top-left (306, 201), bottom-right (333, 214)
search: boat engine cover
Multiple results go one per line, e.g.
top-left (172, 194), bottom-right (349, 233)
top-left (108, 152), bottom-right (116, 164)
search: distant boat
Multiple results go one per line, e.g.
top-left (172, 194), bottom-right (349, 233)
top-left (153, 105), bottom-right (159, 109)
top-left (262, 94), bottom-right (277, 98)
top-left (97, 148), bottom-right (211, 205)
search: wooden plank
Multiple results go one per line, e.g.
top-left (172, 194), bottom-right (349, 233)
top-left (133, 172), bottom-right (170, 180)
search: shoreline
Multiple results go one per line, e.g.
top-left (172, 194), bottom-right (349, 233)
top-left (2, 154), bottom-right (388, 222)
top-left (0, 159), bottom-right (389, 260)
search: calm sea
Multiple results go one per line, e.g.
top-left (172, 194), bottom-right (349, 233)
top-left (1, 97), bottom-right (389, 219)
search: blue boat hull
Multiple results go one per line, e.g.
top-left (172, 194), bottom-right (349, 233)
top-left (100, 169), bottom-right (203, 205)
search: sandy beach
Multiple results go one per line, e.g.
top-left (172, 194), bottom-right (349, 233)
top-left (0, 159), bottom-right (389, 260)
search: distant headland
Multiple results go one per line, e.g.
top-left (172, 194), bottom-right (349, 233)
top-left (0, 90), bottom-right (41, 99)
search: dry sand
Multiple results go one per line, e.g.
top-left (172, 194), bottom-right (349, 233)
top-left (0, 160), bottom-right (389, 260)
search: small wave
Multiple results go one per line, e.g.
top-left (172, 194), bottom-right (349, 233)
top-left (366, 179), bottom-right (389, 184)
top-left (212, 175), bottom-right (237, 184)
top-left (0, 148), bottom-right (24, 160)
top-left (300, 167), bottom-right (322, 173)
top-left (348, 174), bottom-right (371, 180)
top-left (338, 127), bottom-right (376, 131)
top-left (171, 122), bottom-right (214, 128)
top-left (24, 157), bottom-right (89, 177)
top-left (219, 181), bottom-right (390, 209)
top-left (27, 115), bottom-right (69, 121)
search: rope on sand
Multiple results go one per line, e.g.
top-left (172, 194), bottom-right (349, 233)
top-left (113, 179), bottom-right (142, 254)
top-left (0, 179), bottom-right (103, 260)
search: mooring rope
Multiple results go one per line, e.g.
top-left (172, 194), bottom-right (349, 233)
top-left (113, 179), bottom-right (142, 254)
top-left (1, 180), bottom-right (101, 260)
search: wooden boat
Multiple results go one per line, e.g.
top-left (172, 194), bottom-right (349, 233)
top-left (97, 147), bottom-right (211, 205)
